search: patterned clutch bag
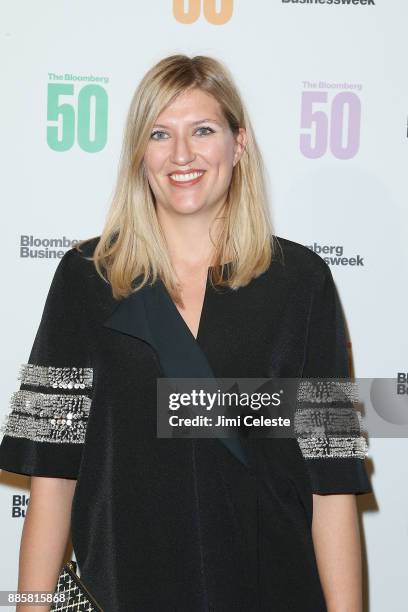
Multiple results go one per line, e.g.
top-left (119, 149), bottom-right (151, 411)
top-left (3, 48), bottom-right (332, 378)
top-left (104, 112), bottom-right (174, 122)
top-left (50, 560), bottom-right (104, 611)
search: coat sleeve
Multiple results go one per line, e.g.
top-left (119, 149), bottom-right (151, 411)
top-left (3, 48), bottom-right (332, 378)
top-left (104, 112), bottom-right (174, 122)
top-left (0, 249), bottom-right (92, 479)
top-left (296, 262), bottom-right (372, 495)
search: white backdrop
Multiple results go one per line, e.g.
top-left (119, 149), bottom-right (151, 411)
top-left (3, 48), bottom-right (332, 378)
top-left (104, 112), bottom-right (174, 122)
top-left (1, 1), bottom-right (407, 610)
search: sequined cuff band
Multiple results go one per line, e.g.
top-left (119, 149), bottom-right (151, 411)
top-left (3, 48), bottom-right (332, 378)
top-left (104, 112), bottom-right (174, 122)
top-left (19, 363), bottom-right (93, 390)
top-left (1, 388), bottom-right (92, 444)
top-left (297, 435), bottom-right (368, 459)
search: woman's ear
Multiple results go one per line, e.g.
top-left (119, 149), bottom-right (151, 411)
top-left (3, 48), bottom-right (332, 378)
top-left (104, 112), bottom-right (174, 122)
top-left (233, 127), bottom-right (247, 166)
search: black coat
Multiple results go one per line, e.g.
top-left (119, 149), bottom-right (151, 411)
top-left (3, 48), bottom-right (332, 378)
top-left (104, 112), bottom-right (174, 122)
top-left (0, 235), bottom-right (372, 611)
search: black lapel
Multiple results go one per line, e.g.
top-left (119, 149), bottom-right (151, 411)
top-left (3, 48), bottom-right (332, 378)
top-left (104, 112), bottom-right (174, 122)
top-left (102, 278), bottom-right (249, 467)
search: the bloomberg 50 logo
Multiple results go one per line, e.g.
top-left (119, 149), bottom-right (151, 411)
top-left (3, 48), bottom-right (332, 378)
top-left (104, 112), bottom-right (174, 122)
top-left (300, 83), bottom-right (362, 159)
top-left (47, 73), bottom-right (109, 153)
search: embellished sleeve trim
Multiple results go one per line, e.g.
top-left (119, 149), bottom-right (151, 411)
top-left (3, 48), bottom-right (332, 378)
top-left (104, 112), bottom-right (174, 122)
top-left (1, 389), bottom-right (91, 444)
top-left (297, 434), bottom-right (368, 460)
top-left (0, 363), bottom-right (93, 446)
top-left (19, 364), bottom-right (93, 390)
top-left (294, 379), bottom-right (372, 494)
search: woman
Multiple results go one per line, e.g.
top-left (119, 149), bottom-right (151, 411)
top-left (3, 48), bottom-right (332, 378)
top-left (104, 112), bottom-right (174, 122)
top-left (0, 54), bottom-right (371, 611)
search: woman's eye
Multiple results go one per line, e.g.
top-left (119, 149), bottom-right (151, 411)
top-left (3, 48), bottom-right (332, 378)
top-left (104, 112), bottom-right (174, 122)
top-left (150, 130), bottom-right (169, 140)
top-left (196, 126), bottom-right (215, 136)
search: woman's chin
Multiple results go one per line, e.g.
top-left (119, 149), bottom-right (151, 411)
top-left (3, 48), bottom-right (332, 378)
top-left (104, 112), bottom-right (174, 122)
top-left (166, 200), bottom-right (209, 216)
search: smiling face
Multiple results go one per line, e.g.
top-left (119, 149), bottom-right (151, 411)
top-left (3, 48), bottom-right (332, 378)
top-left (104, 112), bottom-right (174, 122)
top-left (143, 87), bottom-right (246, 217)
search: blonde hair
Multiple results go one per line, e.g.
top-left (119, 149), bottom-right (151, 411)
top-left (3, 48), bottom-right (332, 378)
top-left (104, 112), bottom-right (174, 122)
top-left (76, 54), bottom-right (279, 304)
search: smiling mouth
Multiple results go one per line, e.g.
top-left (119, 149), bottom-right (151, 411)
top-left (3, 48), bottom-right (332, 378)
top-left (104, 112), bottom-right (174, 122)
top-left (168, 170), bottom-right (206, 186)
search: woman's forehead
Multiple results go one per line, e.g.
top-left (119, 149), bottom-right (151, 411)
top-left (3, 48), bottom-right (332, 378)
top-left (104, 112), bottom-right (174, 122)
top-left (155, 89), bottom-right (224, 124)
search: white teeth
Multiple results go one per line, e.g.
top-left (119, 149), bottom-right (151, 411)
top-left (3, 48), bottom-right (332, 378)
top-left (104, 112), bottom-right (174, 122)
top-left (169, 171), bottom-right (204, 182)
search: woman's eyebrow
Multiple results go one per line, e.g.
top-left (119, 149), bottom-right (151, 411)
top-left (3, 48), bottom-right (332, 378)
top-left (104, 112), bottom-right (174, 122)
top-left (153, 118), bottom-right (222, 128)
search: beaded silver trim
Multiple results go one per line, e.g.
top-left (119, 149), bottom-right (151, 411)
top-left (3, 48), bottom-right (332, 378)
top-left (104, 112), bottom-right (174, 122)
top-left (19, 363), bottom-right (93, 390)
top-left (294, 406), bottom-right (364, 437)
top-left (297, 435), bottom-right (368, 459)
top-left (297, 380), bottom-right (360, 403)
top-left (295, 378), bottom-right (368, 458)
top-left (0, 390), bottom-right (91, 443)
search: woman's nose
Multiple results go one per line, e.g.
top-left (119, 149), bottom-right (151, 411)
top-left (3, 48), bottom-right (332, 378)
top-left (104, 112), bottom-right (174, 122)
top-left (170, 135), bottom-right (195, 165)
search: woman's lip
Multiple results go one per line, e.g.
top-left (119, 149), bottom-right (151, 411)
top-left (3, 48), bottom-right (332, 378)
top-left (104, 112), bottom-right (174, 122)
top-left (167, 169), bottom-right (206, 175)
top-left (168, 172), bottom-right (206, 187)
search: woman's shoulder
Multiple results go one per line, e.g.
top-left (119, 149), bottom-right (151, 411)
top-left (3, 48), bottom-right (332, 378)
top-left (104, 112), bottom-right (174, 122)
top-left (272, 234), bottom-right (331, 283)
top-left (60, 235), bottom-right (102, 273)
top-left (50, 236), bottom-right (104, 296)
top-left (73, 235), bottom-right (102, 259)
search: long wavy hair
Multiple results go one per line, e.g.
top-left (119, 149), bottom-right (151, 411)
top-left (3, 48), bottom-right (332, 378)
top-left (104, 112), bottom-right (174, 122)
top-left (76, 54), bottom-right (280, 304)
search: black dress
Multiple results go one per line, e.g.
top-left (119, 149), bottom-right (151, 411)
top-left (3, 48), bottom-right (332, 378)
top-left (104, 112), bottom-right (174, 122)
top-left (0, 235), bottom-right (372, 611)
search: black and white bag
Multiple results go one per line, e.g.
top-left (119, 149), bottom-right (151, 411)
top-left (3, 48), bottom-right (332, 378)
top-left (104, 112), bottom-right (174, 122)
top-left (50, 560), bottom-right (103, 611)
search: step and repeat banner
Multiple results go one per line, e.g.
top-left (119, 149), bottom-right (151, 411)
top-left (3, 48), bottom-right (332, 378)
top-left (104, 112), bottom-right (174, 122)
top-left (1, 1), bottom-right (407, 610)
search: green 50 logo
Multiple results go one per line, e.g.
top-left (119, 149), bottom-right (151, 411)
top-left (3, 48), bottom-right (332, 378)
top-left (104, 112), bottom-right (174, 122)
top-left (173, 0), bottom-right (233, 24)
top-left (47, 83), bottom-right (108, 152)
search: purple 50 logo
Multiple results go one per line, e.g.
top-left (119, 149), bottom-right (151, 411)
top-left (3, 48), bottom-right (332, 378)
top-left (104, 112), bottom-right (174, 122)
top-left (300, 91), bottom-right (361, 159)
